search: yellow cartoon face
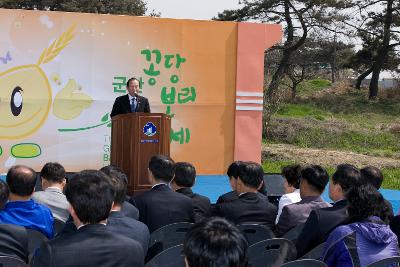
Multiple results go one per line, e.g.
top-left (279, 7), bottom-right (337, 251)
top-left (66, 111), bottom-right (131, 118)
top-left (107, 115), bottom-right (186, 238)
top-left (0, 64), bottom-right (52, 139)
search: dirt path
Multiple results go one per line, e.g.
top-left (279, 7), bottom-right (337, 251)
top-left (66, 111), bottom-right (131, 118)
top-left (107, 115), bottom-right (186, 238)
top-left (262, 143), bottom-right (400, 168)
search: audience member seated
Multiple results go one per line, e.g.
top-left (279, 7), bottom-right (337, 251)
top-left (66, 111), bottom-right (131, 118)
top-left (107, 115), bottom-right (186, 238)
top-left (33, 170), bottom-right (144, 267)
top-left (215, 162), bottom-right (277, 230)
top-left (276, 164), bottom-right (302, 224)
top-left (276, 165), bottom-right (330, 237)
top-left (216, 161), bottom-right (244, 204)
top-left (184, 217), bottom-right (248, 267)
top-left (360, 166), bottom-right (383, 189)
top-left (0, 165), bottom-right (54, 238)
top-left (0, 180), bottom-right (8, 210)
top-left (296, 164), bottom-right (362, 257)
top-left (104, 166), bottom-right (150, 255)
top-left (132, 155), bottom-right (194, 232)
top-left (0, 180), bottom-right (29, 263)
top-left (100, 165), bottom-right (140, 220)
top-left (32, 162), bottom-right (69, 222)
top-left (322, 184), bottom-right (399, 267)
top-left (171, 162), bottom-right (211, 222)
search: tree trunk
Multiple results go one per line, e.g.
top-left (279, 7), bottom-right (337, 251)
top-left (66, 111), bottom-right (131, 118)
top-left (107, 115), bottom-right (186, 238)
top-left (355, 67), bottom-right (373, 89)
top-left (368, 0), bottom-right (393, 99)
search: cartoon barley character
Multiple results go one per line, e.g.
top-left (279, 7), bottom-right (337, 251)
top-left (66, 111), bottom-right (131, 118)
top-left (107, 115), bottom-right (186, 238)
top-left (0, 24), bottom-right (93, 160)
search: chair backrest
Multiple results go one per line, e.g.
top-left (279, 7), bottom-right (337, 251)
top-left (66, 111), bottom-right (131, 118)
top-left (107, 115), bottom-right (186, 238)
top-left (53, 218), bottom-right (66, 236)
top-left (149, 222), bottom-right (194, 248)
top-left (0, 255), bottom-right (28, 267)
top-left (300, 242), bottom-right (325, 260)
top-left (26, 229), bottom-right (48, 262)
top-left (280, 259), bottom-right (328, 267)
top-left (367, 256), bottom-right (400, 267)
top-left (237, 224), bottom-right (275, 245)
top-left (282, 223), bottom-right (305, 243)
top-left (247, 238), bottom-right (297, 267)
top-left (145, 244), bottom-right (185, 267)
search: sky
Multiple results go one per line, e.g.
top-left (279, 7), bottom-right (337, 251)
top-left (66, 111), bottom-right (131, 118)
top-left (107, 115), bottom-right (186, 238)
top-left (145, 0), bottom-right (241, 20)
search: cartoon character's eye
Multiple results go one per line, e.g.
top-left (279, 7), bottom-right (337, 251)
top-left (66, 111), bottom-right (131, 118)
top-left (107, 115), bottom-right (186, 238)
top-left (10, 86), bottom-right (23, 116)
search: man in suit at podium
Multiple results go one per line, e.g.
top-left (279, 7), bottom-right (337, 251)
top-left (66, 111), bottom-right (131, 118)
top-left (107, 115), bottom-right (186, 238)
top-left (110, 77), bottom-right (151, 117)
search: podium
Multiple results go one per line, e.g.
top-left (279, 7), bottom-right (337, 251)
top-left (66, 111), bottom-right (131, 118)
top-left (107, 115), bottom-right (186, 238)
top-left (110, 113), bottom-right (171, 195)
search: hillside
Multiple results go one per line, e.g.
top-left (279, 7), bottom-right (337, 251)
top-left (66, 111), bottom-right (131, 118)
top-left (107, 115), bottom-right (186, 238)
top-left (262, 79), bottom-right (400, 189)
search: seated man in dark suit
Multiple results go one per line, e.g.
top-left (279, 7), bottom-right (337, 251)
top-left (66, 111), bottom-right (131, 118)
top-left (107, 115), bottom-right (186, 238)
top-left (100, 165), bottom-right (140, 220)
top-left (275, 165), bottom-right (330, 237)
top-left (296, 164), bottom-right (362, 257)
top-left (0, 180), bottom-right (29, 263)
top-left (0, 165), bottom-right (54, 238)
top-left (215, 162), bottom-right (277, 230)
top-left (216, 161), bottom-right (244, 204)
top-left (104, 166), bottom-right (150, 255)
top-left (132, 155), bottom-right (195, 233)
top-left (170, 162), bottom-right (211, 222)
top-left (184, 217), bottom-right (248, 267)
top-left (33, 170), bottom-right (144, 267)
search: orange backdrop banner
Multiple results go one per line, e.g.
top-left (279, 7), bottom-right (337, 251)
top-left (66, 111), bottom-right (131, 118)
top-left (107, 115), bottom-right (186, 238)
top-left (0, 8), bottom-right (281, 174)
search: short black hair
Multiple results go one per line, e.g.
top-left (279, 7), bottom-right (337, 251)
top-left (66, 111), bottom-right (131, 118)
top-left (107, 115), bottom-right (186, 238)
top-left (301, 165), bottom-right (329, 193)
top-left (149, 155), bottom-right (175, 183)
top-left (347, 184), bottom-right (390, 223)
top-left (361, 166), bottom-right (383, 189)
top-left (40, 162), bottom-right (66, 184)
top-left (238, 162), bottom-right (264, 189)
top-left (6, 165), bottom-right (37, 196)
top-left (174, 162), bottom-right (196, 188)
top-left (65, 170), bottom-right (114, 224)
top-left (126, 77), bottom-right (140, 87)
top-left (282, 164), bottom-right (302, 189)
top-left (100, 165), bottom-right (128, 205)
top-left (332, 164), bottom-right (362, 192)
top-left (226, 161), bottom-right (245, 179)
top-left (184, 217), bottom-right (248, 267)
top-left (0, 180), bottom-right (9, 209)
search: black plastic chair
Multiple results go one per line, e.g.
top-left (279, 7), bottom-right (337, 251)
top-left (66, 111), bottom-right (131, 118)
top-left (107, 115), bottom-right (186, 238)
top-left (367, 256), bottom-right (400, 267)
top-left (53, 218), bottom-right (66, 236)
top-left (300, 242), bottom-right (325, 260)
top-left (282, 223), bottom-right (305, 243)
top-left (0, 255), bottom-right (27, 267)
top-left (144, 244), bottom-right (185, 267)
top-left (247, 238), bottom-right (297, 267)
top-left (146, 222), bottom-right (194, 262)
top-left (26, 229), bottom-right (48, 262)
top-left (237, 224), bottom-right (275, 245)
top-left (280, 259), bottom-right (328, 267)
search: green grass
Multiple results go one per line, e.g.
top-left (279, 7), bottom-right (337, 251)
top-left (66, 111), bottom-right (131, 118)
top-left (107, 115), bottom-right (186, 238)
top-left (297, 79), bottom-right (331, 96)
top-left (276, 104), bottom-right (330, 121)
top-left (382, 168), bottom-right (400, 189)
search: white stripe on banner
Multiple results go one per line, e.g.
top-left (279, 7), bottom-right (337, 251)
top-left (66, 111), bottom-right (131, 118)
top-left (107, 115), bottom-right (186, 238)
top-left (237, 91), bottom-right (264, 97)
top-left (236, 99), bottom-right (263, 104)
top-left (236, 106), bottom-right (263, 111)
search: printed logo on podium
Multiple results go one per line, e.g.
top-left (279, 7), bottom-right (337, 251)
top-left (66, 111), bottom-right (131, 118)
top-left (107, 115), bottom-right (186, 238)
top-left (143, 122), bottom-right (157, 137)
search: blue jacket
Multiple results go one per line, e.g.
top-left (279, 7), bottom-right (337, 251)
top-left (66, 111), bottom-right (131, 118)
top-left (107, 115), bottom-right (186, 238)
top-left (322, 216), bottom-right (399, 267)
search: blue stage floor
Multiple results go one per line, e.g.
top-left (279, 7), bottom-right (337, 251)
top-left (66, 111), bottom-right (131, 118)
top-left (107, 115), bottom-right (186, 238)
top-left (1, 174), bottom-right (399, 214)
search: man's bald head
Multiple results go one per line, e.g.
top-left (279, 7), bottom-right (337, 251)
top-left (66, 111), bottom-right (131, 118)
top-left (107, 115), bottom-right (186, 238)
top-left (6, 165), bottom-right (37, 197)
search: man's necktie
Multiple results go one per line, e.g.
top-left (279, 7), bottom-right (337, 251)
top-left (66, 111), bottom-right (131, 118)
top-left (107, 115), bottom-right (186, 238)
top-left (130, 98), bottom-right (137, 112)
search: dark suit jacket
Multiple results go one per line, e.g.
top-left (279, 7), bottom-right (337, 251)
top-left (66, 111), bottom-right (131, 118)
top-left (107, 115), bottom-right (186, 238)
top-left (295, 199), bottom-right (348, 257)
top-left (107, 211), bottom-right (150, 255)
top-left (121, 201), bottom-right (140, 220)
top-left (33, 224), bottom-right (144, 267)
top-left (215, 192), bottom-right (277, 230)
top-left (176, 188), bottom-right (211, 223)
top-left (216, 191), bottom-right (238, 204)
top-left (133, 184), bottom-right (195, 233)
top-left (0, 224), bottom-right (29, 263)
top-left (110, 94), bottom-right (150, 117)
top-left (275, 196), bottom-right (330, 237)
